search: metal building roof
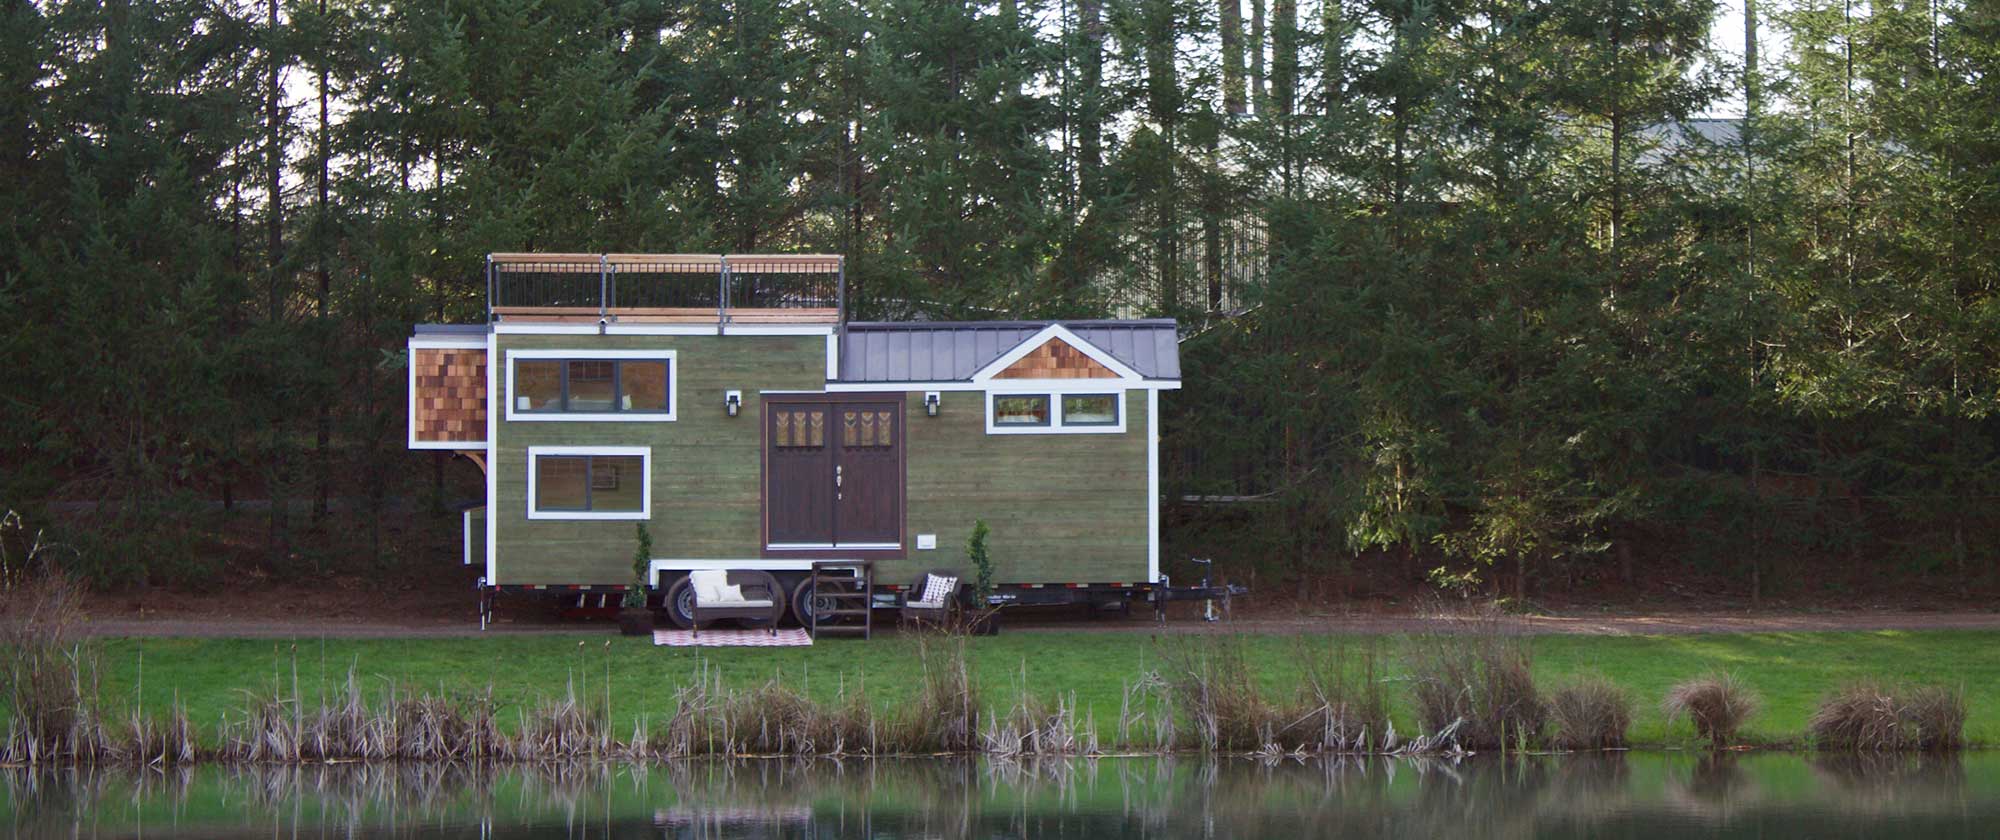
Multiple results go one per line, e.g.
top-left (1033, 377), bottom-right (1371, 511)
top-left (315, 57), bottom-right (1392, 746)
top-left (838, 320), bottom-right (1180, 383)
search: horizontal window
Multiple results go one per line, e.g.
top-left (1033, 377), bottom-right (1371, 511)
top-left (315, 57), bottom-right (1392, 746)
top-left (992, 394), bottom-right (1051, 427)
top-left (986, 390), bottom-right (1126, 435)
top-left (507, 351), bottom-right (676, 421)
top-left (528, 447), bottom-right (650, 520)
top-left (1061, 394), bottom-right (1119, 426)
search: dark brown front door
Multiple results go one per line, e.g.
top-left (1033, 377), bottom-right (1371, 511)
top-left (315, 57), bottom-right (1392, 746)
top-left (766, 404), bottom-right (834, 544)
top-left (832, 403), bottom-right (900, 544)
top-left (765, 398), bottom-right (903, 549)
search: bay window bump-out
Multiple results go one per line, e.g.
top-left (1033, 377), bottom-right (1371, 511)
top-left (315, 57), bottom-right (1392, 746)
top-left (504, 350), bottom-right (676, 421)
top-left (527, 446), bottom-right (650, 520)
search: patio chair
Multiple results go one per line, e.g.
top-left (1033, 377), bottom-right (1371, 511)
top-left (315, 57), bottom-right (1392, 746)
top-left (900, 569), bottom-right (964, 629)
top-left (688, 569), bottom-right (784, 637)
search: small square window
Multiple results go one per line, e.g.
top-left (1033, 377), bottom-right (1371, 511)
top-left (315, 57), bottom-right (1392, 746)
top-left (1061, 394), bottom-right (1119, 426)
top-left (992, 395), bottom-right (1051, 426)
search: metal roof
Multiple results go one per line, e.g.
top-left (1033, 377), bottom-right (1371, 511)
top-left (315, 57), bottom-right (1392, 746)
top-left (838, 320), bottom-right (1180, 383)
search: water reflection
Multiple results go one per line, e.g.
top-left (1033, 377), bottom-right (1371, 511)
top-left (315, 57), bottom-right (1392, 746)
top-left (3, 752), bottom-right (1996, 838)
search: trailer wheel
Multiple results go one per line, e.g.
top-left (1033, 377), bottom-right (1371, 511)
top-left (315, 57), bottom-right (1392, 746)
top-left (790, 580), bottom-right (843, 629)
top-left (663, 578), bottom-right (697, 629)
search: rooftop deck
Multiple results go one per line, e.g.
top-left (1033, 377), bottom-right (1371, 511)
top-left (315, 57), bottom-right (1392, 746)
top-left (487, 253), bottom-right (843, 325)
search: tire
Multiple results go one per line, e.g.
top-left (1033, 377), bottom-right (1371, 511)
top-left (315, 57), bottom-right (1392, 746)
top-left (790, 579), bottom-right (843, 629)
top-left (663, 577), bottom-right (697, 629)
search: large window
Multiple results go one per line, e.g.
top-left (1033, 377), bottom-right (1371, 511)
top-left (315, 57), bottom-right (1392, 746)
top-left (986, 390), bottom-right (1127, 435)
top-left (527, 446), bottom-right (650, 520)
top-left (1060, 394), bottom-right (1119, 426)
top-left (507, 351), bottom-right (676, 421)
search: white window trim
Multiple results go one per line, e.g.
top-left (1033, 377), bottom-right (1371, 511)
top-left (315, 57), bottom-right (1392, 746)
top-left (985, 388), bottom-right (1129, 435)
top-left (505, 349), bottom-right (677, 422)
top-left (526, 445), bottom-right (652, 520)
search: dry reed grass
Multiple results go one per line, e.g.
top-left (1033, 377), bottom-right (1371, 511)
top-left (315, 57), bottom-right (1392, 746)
top-left (1548, 676), bottom-right (1632, 750)
top-left (1808, 682), bottom-right (1965, 752)
top-left (1663, 672), bottom-right (1761, 749)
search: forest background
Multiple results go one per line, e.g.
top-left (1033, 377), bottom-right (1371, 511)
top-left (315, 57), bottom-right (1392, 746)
top-left (4, 0), bottom-right (1997, 604)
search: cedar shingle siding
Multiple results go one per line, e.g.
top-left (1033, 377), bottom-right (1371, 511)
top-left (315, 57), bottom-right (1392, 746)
top-left (994, 338), bottom-right (1120, 379)
top-left (413, 348), bottom-right (488, 442)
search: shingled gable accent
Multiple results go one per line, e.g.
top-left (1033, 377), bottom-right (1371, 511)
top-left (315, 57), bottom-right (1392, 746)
top-left (993, 336), bottom-right (1121, 379)
top-left (970, 324), bottom-right (1146, 383)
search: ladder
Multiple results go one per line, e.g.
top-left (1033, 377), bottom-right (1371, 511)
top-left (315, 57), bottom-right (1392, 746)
top-left (807, 559), bottom-right (874, 639)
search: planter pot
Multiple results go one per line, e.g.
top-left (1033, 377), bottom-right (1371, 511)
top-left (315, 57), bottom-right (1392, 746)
top-left (618, 608), bottom-right (655, 637)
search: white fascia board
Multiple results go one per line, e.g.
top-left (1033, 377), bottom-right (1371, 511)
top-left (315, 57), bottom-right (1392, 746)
top-left (823, 380), bottom-right (1181, 393)
top-left (525, 445), bottom-right (652, 521)
top-left (969, 324), bottom-right (1146, 383)
top-left (650, 558), bottom-right (822, 575)
top-left (723, 324), bottom-right (837, 336)
top-left (409, 336), bottom-right (490, 350)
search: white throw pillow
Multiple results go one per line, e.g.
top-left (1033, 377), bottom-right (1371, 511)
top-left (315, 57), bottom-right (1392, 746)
top-left (718, 583), bottom-right (744, 603)
top-left (688, 570), bottom-right (729, 605)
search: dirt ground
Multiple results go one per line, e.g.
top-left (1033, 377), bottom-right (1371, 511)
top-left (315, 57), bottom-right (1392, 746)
top-left (73, 562), bottom-right (2000, 638)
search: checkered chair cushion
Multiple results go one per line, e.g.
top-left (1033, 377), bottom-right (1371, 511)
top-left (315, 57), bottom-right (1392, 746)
top-left (911, 574), bottom-right (958, 609)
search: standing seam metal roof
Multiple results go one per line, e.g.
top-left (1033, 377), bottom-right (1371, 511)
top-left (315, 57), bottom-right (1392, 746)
top-left (837, 320), bottom-right (1180, 382)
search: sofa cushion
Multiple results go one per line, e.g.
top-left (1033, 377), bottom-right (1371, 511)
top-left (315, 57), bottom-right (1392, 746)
top-left (912, 574), bottom-right (957, 609)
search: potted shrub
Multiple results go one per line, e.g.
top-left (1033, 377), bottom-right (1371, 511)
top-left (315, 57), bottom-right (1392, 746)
top-left (618, 523), bottom-right (655, 636)
top-left (964, 520), bottom-right (1001, 636)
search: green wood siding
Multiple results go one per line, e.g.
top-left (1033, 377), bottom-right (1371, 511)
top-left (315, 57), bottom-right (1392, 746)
top-left (491, 331), bottom-right (1152, 586)
top-left (892, 390), bottom-right (1149, 584)
top-left (492, 333), bottom-right (826, 584)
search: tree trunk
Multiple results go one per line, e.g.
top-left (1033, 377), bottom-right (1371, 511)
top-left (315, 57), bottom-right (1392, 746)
top-left (1220, 0), bottom-right (1244, 115)
top-left (264, 0), bottom-right (289, 566)
top-left (312, 0), bottom-right (331, 521)
top-left (1249, 0), bottom-right (1266, 113)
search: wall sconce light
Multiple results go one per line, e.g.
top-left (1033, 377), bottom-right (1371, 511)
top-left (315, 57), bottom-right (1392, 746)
top-left (924, 391), bottom-right (941, 417)
top-left (724, 390), bottom-right (743, 417)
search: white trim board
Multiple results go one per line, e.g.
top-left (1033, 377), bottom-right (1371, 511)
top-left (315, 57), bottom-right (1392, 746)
top-left (503, 349), bottom-right (678, 423)
top-left (970, 324), bottom-right (1147, 383)
top-left (494, 323), bottom-right (835, 337)
top-left (1148, 388), bottom-right (1161, 585)
top-left (766, 542), bottom-right (902, 551)
top-left (824, 380), bottom-right (1180, 393)
top-left (409, 335), bottom-right (489, 350)
top-left (984, 389), bottom-right (1130, 435)
top-left (485, 330), bottom-right (499, 585)
top-left (650, 558), bottom-right (824, 576)
top-left (525, 445), bottom-right (653, 521)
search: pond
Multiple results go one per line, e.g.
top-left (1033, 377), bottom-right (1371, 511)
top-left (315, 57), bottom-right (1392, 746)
top-left (5, 752), bottom-right (1999, 838)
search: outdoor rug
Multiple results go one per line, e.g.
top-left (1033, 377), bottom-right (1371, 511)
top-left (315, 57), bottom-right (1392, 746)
top-left (653, 628), bottom-right (813, 647)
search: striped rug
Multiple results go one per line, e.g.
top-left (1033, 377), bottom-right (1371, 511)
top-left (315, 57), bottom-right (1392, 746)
top-left (653, 627), bottom-right (813, 647)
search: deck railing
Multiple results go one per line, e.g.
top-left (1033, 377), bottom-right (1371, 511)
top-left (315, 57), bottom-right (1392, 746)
top-left (487, 253), bottom-right (844, 325)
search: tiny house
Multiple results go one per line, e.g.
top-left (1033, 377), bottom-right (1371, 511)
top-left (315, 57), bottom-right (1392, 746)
top-left (409, 253), bottom-right (1212, 629)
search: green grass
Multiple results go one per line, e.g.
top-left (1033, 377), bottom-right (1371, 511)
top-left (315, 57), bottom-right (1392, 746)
top-left (74, 629), bottom-right (2000, 749)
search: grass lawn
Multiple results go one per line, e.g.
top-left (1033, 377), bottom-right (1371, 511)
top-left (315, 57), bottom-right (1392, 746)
top-left (80, 629), bottom-right (2000, 749)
